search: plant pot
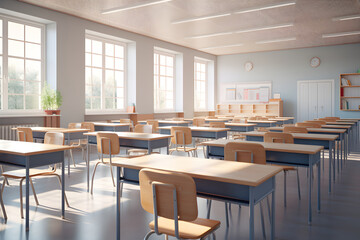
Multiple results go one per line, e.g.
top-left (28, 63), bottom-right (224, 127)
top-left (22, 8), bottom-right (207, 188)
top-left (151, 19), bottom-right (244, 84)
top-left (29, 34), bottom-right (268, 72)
top-left (45, 110), bottom-right (60, 115)
top-left (127, 106), bottom-right (135, 113)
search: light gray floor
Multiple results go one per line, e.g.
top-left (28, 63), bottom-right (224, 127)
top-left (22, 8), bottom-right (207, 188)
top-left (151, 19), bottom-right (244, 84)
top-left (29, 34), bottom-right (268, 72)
top-left (0, 147), bottom-right (360, 240)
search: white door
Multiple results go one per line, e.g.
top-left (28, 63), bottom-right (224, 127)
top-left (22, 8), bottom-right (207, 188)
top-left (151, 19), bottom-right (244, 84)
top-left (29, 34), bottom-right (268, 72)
top-left (308, 82), bottom-right (318, 120)
top-left (317, 82), bottom-right (332, 118)
top-left (298, 82), bottom-right (309, 122)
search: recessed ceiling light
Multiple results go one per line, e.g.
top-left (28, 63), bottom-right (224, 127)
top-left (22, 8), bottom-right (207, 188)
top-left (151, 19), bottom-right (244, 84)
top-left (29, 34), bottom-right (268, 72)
top-left (234, 1), bottom-right (296, 14)
top-left (332, 14), bottom-right (360, 21)
top-left (187, 31), bottom-right (234, 39)
top-left (172, 13), bottom-right (232, 24)
top-left (256, 37), bottom-right (296, 44)
top-left (102, 0), bottom-right (172, 14)
top-left (322, 31), bottom-right (360, 38)
top-left (234, 23), bottom-right (294, 34)
top-left (200, 43), bottom-right (244, 50)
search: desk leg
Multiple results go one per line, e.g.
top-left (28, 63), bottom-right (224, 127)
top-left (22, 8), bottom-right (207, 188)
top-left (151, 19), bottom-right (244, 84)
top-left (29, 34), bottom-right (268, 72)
top-left (116, 167), bottom-right (121, 240)
top-left (62, 152), bottom-right (65, 218)
top-left (340, 134), bottom-right (343, 170)
top-left (67, 133), bottom-right (70, 176)
top-left (147, 142), bottom-right (151, 155)
top-left (271, 177), bottom-right (275, 240)
top-left (333, 141), bottom-right (336, 182)
top-left (317, 155), bottom-right (321, 213)
top-left (26, 157), bottom-right (30, 231)
top-left (308, 160), bottom-right (312, 225)
top-left (328, 141), bottom-right (332, 193)
top-left (249, 187), bottom-right (254, 240)
top-left (87, 136), bottom-right (90, 192)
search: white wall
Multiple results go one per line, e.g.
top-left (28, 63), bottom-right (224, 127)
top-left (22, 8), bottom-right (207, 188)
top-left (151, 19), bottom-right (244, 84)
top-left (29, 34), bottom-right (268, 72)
top-left (0, 0), bottom-right (216, 126)
top-left (217, 43), bottom-right (360, 119)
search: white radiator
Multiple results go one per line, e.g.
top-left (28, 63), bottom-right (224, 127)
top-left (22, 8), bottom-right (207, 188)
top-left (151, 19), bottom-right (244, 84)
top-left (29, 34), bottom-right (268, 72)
top-left (0, 124), bottom-right (39, 140)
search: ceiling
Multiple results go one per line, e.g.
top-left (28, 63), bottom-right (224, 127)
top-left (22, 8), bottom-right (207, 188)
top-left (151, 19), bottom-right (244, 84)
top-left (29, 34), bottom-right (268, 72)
top-left (20, 0), bottom-right (360, 55)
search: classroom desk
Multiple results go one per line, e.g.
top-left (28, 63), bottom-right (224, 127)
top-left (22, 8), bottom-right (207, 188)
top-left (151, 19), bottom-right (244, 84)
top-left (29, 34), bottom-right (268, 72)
top-left (112, 154), bottom-right (282, 240)
top-left (84, 131), bottom-right (172, 191)
top-left (138, 120), bottom-right (190, 127)
top-left (93, 122), bottom-right (131, 132)
top-left (337, 119), bottom-right (360, 149)
top-left (204, 118), bottom-right (232, 124)
top-left (200, 139), bottom-right (322, 224)
top-left (272, 117), bottom-right (295, 124)
top-left (247, 120), bottom-right (277, 128)
top-left (242, 131), bottom-right (338, 192)
top-left (13, 127), bottom-right (89, 175)
top-left (225, 123), bottom-right (257, 132)
top-left (0, 140), bottom-right (72, 231)
top-left (158, 126), bottom-right (230, 139)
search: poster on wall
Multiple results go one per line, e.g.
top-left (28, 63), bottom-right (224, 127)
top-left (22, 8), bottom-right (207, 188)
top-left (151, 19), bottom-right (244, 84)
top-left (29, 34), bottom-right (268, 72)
top-left (220, 82), bottom-right (272, 103)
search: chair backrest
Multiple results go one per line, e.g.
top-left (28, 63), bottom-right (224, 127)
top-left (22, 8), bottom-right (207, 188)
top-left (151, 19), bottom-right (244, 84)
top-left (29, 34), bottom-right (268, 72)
top-left (171, 118), bottom-right (184, 121)
top-left (146, 120), bottom-right (159, 133)
top-left (170, 127), bottom-right (192, 145)
top-left (17, 127), bottom-right (33, 142)
top-left (44, 132), bottom-right (65, 145)
top-left (305, 120), bottom-right (326, 125)
top-left (68, 123), bottom-right (81, 129)
top-left (119, 119), bottom-right (131, 123)
top-left (224, 142), bottom-right (266, 164)
top-left (139, 168), bottom-right (197, 222)
top-left (296, 122), bottom-right (321, 128)
top-left (283, 126), bottom-right (308, 133)
top-left (134, 124), bottom-right (153, 133)
top-left (96, 132), bottom-right (120, 155)
top-left (264, 132), bottom-right (294, 144)
top-left (192, 118), bottom-right (205, 127)
top-left (209, 122), bottom-right (225, 128)
top-left (206, 116), bottom-right (217, 119)
top-left (256, 127), bottom-right (269, 132)
top-left (81, 122), bottom-right (95, 132)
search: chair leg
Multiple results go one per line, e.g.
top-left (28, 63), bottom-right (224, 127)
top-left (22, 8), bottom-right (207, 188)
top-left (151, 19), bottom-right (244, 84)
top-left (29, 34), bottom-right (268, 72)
top-left (144, 230), bottom-right (155, 240)
top-left (109, 165), bottom-right (116, 187)
top-left (53, 174), bottom-right (70, 207)
top-left (70, 149), bottom-right (76, 168)
top-left (1, 178), bottom-right (6, 194)
top-left (0, 182), bottom-right (6, 220)
top-left (260, 201), bottom-right (266, 240)
top-left (20, 178), bottom-right (24, 219)
top-left (91, 162), bottom-right (101, 195)
top-left (296, 168), bottom-right (301, 200)
top-left (284, 170), bottom-right (287, 207)
top-left (207, 199), bottom-right (212, 219)
top-left (29, 178), bottom-right (39, 205)
top-left (0, 166), bottom-right (9, 185)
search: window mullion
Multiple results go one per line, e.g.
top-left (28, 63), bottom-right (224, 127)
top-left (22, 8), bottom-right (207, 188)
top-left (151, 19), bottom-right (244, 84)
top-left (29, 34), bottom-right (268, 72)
top-left (3, 18), bottom-right (8, 110)
top-left (101, 42), bottom-right (105, 110)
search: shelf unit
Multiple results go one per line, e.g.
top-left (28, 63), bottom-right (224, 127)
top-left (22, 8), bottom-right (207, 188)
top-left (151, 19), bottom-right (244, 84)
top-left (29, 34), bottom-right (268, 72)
top-left (340, 73), bottom-right (360, 111)
top-left (215, 100), bottom-right (283, 117)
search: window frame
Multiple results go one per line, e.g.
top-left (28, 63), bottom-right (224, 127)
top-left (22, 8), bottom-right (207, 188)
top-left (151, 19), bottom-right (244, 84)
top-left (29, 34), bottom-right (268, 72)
top-left (194, 58), bottom-right (208, 111)
top-left (153, 49), bottom-right (176, 112)
top-left (85, 34), bottom-right (127, 114)
top-left (0, 14), bottom-right (46, 114)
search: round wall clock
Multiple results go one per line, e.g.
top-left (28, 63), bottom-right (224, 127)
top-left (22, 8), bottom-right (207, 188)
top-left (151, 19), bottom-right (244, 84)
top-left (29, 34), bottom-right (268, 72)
top-left (310, 57), bottom-right (321, 68)
top-left (244, 61), bottom-right (253, 71)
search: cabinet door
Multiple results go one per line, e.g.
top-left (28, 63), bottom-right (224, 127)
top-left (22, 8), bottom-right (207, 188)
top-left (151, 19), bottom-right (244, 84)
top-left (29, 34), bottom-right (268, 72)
top-left (308, 82), bottom-right (318, 120)
top-left (317, 82), bottom-right (332, 118)
top-left (298, 82), bottom-right (309, 122)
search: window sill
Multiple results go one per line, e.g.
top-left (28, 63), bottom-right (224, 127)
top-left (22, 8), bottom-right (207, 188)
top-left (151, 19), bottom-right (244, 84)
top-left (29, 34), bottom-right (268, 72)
top-left (85, 111), bottom-right (137, 116)
top-left (0, 112), bottom-right (50, 118)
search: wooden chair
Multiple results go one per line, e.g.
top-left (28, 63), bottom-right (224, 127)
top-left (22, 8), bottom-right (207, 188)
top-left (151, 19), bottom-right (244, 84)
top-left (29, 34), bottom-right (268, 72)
top-left (283, 126), bottom-right (308, 133)
top-left (172, 118), bottom-right (184, 121)
top-left (120, 119), bottom-right (133, 131)
top-left (2, 132), bottom-right (70, 218)
top-left (305, 120), bottom-right (326, 125)
top-left (209, 122), bottom-right (225, 128)
top-left (206, 116), bottom-right (217, 119)
top-left (139, 168), bottom-right (220, 240)
top-left (192, 118), bottom-right (205, 127)
top-left (127, 124), bottom-right (153, 155)
top-left (17, 127), bottom-right (33, 142)
top-left (296, 122), bottom-right (321, 128)
top-left (147, 120), bottom-right (159, 133)
top-left (264, 132), bottom-right (301, 206)
top-left (67, 122), bottom-right (84, 167)
top-left (169, 127), bottom-right (197, 157)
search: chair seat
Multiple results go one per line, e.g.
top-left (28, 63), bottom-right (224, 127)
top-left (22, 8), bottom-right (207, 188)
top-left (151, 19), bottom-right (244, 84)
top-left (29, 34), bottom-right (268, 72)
top-left (128, 149), bottom-right (148, 154)
top-left (169, 147), bottom-right (197, 153)
top-left (3, 169), bottom-right (54, 179)
top-left (149, 217), bottom-right (220, 239)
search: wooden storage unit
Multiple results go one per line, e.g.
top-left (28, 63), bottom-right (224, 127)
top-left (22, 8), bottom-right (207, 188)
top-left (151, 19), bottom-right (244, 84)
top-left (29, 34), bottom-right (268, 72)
top-left (44, 115), bottom-right (60, 127)
top-left (340, 73), bottom-right (360, 111)
top-left (215, 100), bottom-right (283, 117)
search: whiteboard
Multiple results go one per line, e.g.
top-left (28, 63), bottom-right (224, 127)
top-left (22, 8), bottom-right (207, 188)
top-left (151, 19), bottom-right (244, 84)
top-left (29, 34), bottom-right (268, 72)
top-left (220, 82), bottom-right (272, 103)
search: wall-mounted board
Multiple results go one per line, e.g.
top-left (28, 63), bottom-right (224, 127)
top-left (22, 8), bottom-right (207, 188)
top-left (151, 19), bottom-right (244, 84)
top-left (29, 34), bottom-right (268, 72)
top-left (220, 82), bottom-right (272, 103)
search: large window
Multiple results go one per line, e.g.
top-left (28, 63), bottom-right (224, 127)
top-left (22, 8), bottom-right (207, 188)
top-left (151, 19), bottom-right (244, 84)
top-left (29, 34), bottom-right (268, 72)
top-left (194, 59), bottom-right (207, 110)
top-left (154, 50), bottom-right (175, 112)
top-left (85, 35), bottom-right (126, 111)
top-left (0, 16), bottom-right (44, 111)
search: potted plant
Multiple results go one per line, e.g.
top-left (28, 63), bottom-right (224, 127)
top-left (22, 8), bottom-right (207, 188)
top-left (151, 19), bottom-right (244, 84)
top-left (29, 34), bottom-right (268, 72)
top-left (127, 103), bottom-right (135, 113)
top-left (41, 84), bottom-right (63, 115)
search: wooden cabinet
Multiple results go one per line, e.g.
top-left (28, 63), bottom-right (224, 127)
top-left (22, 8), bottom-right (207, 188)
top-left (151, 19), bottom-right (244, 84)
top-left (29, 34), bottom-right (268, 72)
top-left (216, 100), bottom-right (283, 117)
top-left (340, 73), bottom-right (360, 111)
top-left (44, 115), bottom-right (60, 127)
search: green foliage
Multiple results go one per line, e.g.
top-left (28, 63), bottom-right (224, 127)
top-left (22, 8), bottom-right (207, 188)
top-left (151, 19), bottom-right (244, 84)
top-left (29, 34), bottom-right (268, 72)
top-left (41, 84), bottom-right (63, 110)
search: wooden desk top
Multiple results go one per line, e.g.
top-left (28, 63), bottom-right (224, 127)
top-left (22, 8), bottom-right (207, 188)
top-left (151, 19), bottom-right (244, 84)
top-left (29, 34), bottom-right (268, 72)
top-left (247, 120), bottom-right (277, 123)
top-left (268, 127), bottom-right (346, 133)
top-left (337, 119), bottom-right (360, 121)
top-left (157, 126), bottom-right (231, 132)
top-left (273, 117), bottom-right (295, 120)
top-left (111, 154), bottom-right (282, 187)
top-left (138, 120), bottom-right (190, 124)
top-left (200, 139), bottom-right (324, 154)
top-left (204, 118), bottom-right (231, 122)
top-left (0, 140), bottom-right (73, 156)
top-left (12, 127), bottom-right (89, 133)
top-left (84, 131), bottom-right (172, 140)
top-left (225, 123), bottom-right (257, 127)
top-left (321, 125), bottom-right (351, 129)
top-left (325, 122), bottom-right (355, 125)
top-left (93, 122), bottom-right (131, 127)
top-left (242, 131), bottom-right (338, 141)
